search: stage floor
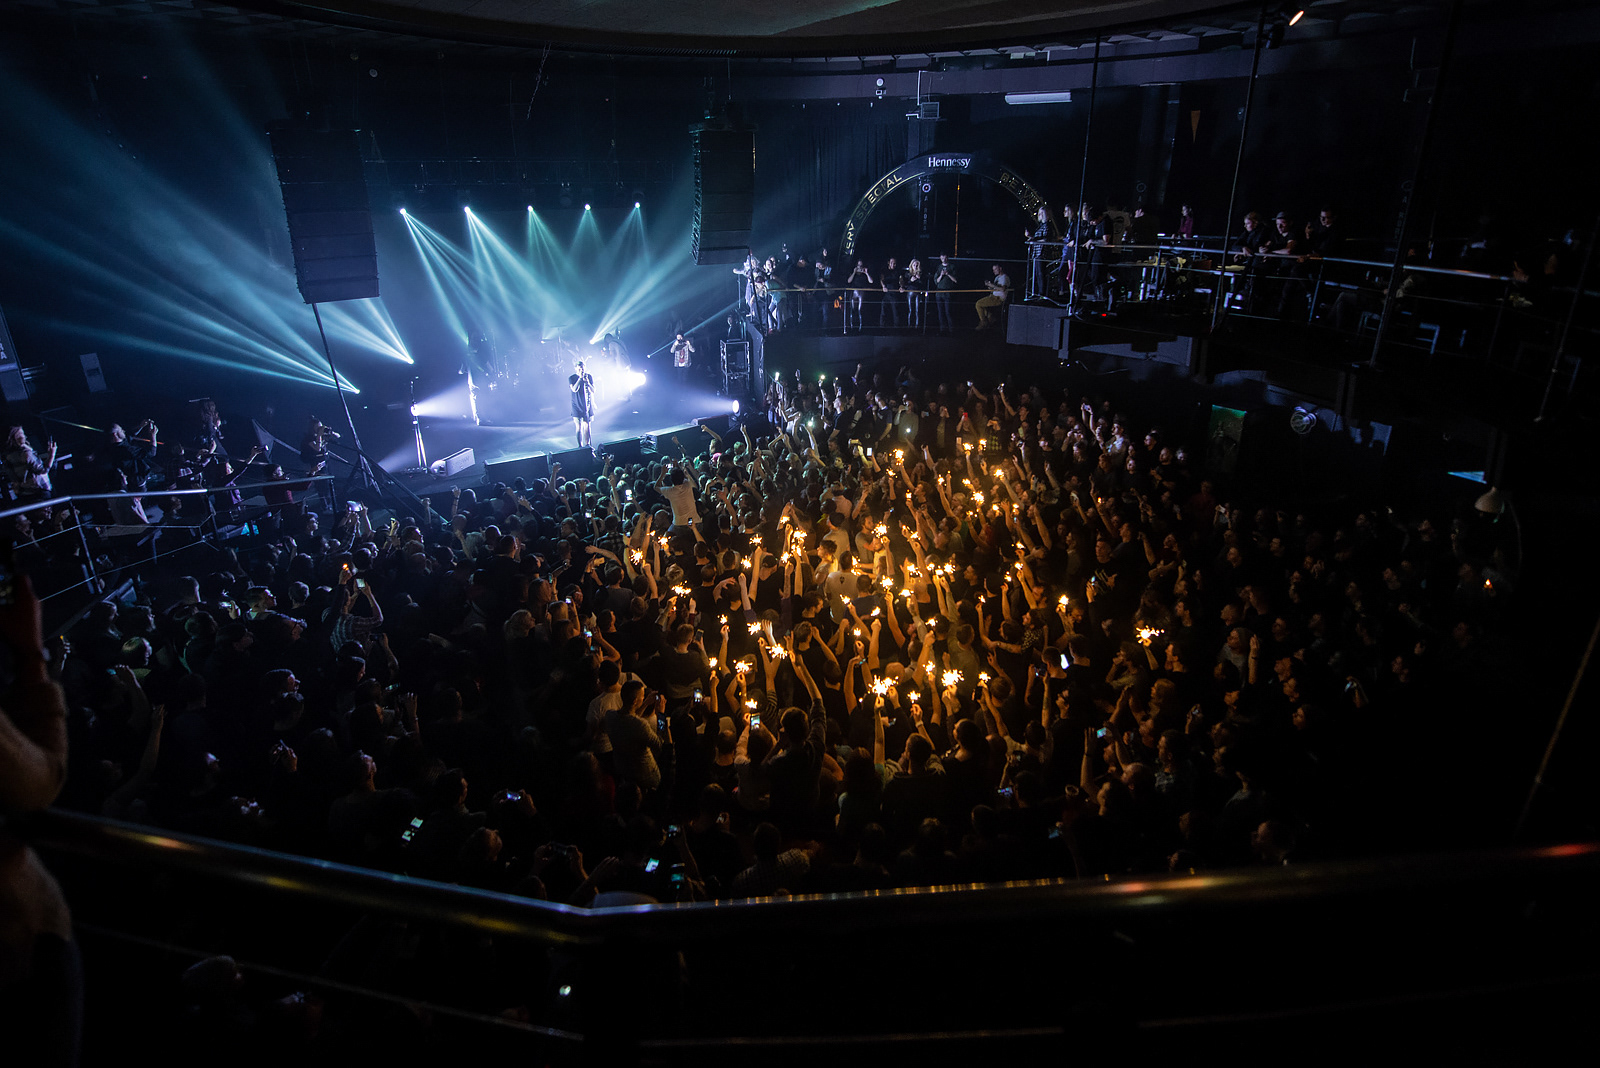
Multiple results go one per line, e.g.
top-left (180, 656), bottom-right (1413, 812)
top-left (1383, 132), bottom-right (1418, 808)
top-left (361, 372), bottom-right (737, 483)
top-left (353, 332), bottom-right (1061, 490)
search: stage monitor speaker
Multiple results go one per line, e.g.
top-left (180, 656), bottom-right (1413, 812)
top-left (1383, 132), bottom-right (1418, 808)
top-left (546, 447), bottom-right (602, 481)
top-left (599, 437), bottom-right (651, 466)
top-left (430, 447), bottom-right (475, 477)
top-left (267, 125), bottom-right (379, 304)
top-left (483, 453), bottom-right (548, 486)
top-left (483, 448), bottom-right (603, 487)
top-left (690, 126), bottom-right (754, 265)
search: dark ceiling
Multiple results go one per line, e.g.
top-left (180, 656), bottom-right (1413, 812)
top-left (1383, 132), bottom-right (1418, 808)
top-left (233, 0), bottom-right (1243, 54)
top-left (3, 0), bottom-right (1591, 63)
top-left (0, 0), bottom-right (1344, 56)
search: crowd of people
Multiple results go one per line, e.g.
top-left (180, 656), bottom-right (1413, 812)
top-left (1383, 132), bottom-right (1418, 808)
top-left (1, 404), bottom-right (362, 598)
top-left (734, 246), bottom-right (1008, 336)
top-left (735, 200), bottom-right (1586, 345)
top-left (2, 362), bottom-right (1518, 913)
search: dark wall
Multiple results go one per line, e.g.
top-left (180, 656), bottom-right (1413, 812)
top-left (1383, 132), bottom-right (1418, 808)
top-left (1, 11), bottom-right (1596, 427)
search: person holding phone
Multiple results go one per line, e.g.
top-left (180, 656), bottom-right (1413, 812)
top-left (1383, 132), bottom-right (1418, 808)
top-left (933, 254), bottom-right (959, 334)
top-left (604, 680), bottom-right (663, 793)
top-left (3, 426), bottom-right (58, 500)
top-left (329, 567), bottom-right (384, 651)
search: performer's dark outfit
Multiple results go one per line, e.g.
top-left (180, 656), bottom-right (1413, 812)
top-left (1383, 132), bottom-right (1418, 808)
top-left (570, 370), bottom-right (596, 449)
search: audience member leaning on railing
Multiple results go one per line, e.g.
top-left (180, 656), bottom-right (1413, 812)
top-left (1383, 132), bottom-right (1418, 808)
top-left (34, 367), bottom-right (1515, 909)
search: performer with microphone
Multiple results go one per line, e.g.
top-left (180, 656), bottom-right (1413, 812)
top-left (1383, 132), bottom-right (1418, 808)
top-left (570, 359), bottom-right (596, 450)
top-left (670, 333), bottom-right (694, 387)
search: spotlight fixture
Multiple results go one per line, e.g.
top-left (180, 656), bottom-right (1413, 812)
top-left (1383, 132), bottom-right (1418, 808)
top-left (399, 207), bottom-right (407, 215)
top-left (584, 203), bottom-right (591, 211)
top-left (1289, 8), bottom-right (1304, 25)
top-left (634, 201), bottom-right (641, 208)
top-left (527, 205), bottom-right (533, 211)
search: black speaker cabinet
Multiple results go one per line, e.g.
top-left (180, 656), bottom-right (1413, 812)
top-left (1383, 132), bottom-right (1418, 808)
top-left (690, 126), bottom-right (754, 265)
top-left (267, 125), bottom-right (379, 304)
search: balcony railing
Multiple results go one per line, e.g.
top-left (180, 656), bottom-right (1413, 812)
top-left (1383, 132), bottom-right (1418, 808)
top-left (19, 808), bottom-right (1600, 1053)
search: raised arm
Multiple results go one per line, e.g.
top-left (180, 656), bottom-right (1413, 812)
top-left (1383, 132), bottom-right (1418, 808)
top-left (872, 693), bottom-right (886, 766)
top-left (791, 635), bottom-right (823, 705)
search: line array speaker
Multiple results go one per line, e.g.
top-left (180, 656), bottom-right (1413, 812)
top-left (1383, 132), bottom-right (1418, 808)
top-left (690, 126), bottom-right (755, 265)
top-left (267, 125), bottom-right (379, 304)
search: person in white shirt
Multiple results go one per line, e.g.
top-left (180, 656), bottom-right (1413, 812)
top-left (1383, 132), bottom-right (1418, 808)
top-left (974, 264), bottom-right (1011, 329)
top-left (824, 569), bottom-right (873, 620)
top-left (587, 660), bottom-right (643, 767)
top-left (658, 462), bottom-right (701, 533)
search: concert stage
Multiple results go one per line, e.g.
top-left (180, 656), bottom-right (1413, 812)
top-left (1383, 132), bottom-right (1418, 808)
top-left (363, 370), bottom-right (739, 490)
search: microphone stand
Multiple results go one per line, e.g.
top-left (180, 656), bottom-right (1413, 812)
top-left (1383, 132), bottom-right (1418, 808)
top-left (409, 376), bottom-right (427, 471)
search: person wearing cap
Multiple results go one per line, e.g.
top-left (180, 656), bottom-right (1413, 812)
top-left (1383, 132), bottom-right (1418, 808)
top-left (1265, 212), bottom-right (1298, 256)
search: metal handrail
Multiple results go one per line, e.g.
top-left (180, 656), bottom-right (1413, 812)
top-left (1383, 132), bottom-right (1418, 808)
top-left (0, 477), bottom-right (334, 523)
top-left (754, 249), bottom-right (1523, 295)
top-left (1057, 240), bottom-right (1522, 283)
top-left (20, 808), bottom-right (1600, 946)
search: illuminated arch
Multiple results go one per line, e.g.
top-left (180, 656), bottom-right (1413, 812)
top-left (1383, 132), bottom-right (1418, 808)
top-left (839, 152), bottom-right (1047, 260)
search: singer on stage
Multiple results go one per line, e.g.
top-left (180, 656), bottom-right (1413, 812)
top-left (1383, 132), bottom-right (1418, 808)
top-left (570, 359), bottom-right (596, 449)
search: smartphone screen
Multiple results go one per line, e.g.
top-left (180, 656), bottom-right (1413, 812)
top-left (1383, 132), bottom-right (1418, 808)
top-left (1095, 727), bottom-right (1108, 739)
top-left (644, 858), bottom-right (660, 873)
